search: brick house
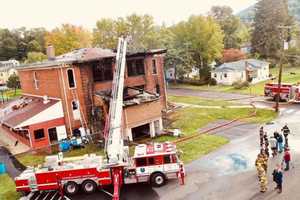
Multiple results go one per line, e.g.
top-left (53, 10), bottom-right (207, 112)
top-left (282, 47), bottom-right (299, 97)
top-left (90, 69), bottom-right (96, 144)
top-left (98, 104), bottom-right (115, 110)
top-left (1, 47), bottom-right (167, 149)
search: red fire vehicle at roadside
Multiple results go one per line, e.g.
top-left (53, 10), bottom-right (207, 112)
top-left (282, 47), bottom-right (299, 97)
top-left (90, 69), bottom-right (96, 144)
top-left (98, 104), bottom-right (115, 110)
top-left (15, 142), bottom-right (184, 196)
top-left (264, 83), bottom-right (300, 102)
top-left (15, 38), bottom-right (185, 200)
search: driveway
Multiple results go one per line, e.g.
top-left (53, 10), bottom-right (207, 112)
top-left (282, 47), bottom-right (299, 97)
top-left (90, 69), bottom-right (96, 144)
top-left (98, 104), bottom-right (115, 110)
top-left (167, 88), bottom-right (254, 101)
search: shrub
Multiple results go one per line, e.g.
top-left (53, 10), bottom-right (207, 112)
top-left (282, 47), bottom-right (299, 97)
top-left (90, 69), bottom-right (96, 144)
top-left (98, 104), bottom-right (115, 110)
top-left (209, 78), bottom-right (217, 86)
top-left (232, 80), bottom-right (250, 89)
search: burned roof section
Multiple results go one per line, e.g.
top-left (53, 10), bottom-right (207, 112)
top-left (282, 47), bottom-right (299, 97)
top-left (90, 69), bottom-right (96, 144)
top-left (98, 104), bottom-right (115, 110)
top-left (17, 48), bottom-right (167, 70)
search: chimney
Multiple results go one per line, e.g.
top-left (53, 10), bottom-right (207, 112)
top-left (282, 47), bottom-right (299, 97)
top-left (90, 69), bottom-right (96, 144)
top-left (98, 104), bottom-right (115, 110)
top-left (47, 45), bottom-right (55, 60)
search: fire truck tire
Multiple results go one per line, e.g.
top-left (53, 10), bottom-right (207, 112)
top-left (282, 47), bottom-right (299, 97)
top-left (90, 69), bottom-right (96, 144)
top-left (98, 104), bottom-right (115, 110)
top-left (150, 172), bottom-right (166, 187)
top-left (82, 180), bottom-right (97, 194)
top-left (64, 181), bottom-right (79, 195)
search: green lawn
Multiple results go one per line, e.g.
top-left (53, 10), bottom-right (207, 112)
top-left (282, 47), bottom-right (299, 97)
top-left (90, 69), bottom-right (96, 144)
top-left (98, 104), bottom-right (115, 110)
top-left (177, 135), bottom-right (228, 163)
top-left (163, 106), bottom-right (277, 163)
top-left (168, 107), bottom-right (277, 135)
top-left (0, 174), bottom-right (20, 200)
top-left (168, 95), bottom-right (235, 107)
top-left (0, 89), bottom-right (22, 100)
top-left (169, 66), bottom-right (300, 96)
top-left (16, 144), bottom-right (104, 167)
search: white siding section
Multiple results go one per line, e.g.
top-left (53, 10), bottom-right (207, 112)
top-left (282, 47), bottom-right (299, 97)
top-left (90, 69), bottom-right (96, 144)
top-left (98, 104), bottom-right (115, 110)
top-left (16, 101), bottom-right (64, 128)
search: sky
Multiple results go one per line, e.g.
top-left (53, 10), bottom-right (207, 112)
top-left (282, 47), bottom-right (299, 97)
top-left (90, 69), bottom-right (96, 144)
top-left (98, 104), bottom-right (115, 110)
top-left (0, 0), bottom-right (257, 30)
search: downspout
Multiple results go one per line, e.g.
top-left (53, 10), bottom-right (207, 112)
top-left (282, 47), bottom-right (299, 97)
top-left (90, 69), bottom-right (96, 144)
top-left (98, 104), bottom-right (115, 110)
top-left (60, 64), bottom-right (73, 135)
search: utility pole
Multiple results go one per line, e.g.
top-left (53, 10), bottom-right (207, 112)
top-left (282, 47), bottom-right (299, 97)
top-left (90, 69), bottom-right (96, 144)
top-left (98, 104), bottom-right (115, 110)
top-left (275, 25), bottom-right (291, 112)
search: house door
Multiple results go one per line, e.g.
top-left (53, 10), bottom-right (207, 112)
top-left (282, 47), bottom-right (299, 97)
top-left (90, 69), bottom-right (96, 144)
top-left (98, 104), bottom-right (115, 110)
top-left (48, 128), bottom-right (58, 143)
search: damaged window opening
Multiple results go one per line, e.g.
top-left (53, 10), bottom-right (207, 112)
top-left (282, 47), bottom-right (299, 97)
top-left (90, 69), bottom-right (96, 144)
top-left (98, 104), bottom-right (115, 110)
top-left (127, 59), bottom-right (145, 77)
top-left (67, 69), bottom-right (76, 88)
top-left (156, 84), bottom-right (160, 95)
top-left (93, 59), bottom-right (113, 82)
top-left (152, 59), bottom-right (157, 74)
top-left (72, 100), bottom-right (78, 110)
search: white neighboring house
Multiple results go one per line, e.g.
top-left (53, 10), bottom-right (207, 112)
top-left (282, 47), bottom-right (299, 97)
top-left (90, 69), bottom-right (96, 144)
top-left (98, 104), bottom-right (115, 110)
top-left (0, 59), bottom-right (19, 84)
top-left (211, 59), bottom-right (270, 85)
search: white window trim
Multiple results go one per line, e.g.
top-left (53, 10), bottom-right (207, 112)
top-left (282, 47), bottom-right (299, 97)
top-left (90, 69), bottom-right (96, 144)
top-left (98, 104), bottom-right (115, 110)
top-left (66, 68), bottom-right (77, 89)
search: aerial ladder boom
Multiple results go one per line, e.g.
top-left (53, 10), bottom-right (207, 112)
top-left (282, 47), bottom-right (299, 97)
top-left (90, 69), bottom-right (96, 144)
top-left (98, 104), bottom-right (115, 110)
top-left (105, 37), bottom-right (128, 165)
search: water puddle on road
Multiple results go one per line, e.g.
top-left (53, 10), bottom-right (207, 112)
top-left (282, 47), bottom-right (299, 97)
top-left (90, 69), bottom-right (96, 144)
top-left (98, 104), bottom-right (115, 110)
top-left (201, 150), bottom-right (258, 176)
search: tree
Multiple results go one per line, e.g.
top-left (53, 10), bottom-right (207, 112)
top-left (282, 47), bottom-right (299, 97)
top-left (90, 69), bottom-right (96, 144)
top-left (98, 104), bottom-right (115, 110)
top-left (25, 52), bottom-right (47, 63)
top-left (0, 29), bottom-right (18, 60)
top-left (45, 24), bottom-right (92, 55)
top-left (168, 16), bottom-right (224, 81)
top-left (222, 49), bottom-right (246, 63)
top-left (0, 27), bottom-right (46, 61)
top-left (251, 0), bottom-right (293, 59)
top-left (93, 14), bottom-right (161, 51)
top-left (210, 6), bottom-right (246, 49)
top-left (7, 74), bottom-right (20, 95)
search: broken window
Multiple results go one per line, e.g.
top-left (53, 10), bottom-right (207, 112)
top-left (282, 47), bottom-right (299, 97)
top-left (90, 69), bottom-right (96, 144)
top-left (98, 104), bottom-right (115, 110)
top-left (156, 84), bottom-right (160, 95)
top-left (152, 59), bottom-right (157, 74)
top-left (224, 73), bottom-right (227, 78)
top-left (34, 129), bottom-right (45, 140)
top-left (93, 59), bottom-right (113, 82)
top-left (127, 59), bottom-right (145, 77)
top-left (33, 71), bottom-right (39, 90)
top-left (72, 100), bottom-right (79, 110)
top-left (67, 69), bottom-right (76, 88)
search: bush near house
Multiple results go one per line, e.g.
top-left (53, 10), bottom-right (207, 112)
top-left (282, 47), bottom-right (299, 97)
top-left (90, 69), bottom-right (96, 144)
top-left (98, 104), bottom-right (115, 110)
top-left (232, 80), bottom-right (250, 89)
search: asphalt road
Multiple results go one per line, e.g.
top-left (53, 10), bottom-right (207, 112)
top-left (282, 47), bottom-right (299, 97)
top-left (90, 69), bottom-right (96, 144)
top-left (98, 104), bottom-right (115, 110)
top-left (0, 146), bottom-right (23, 178)
top-left (66, 104), bottom-right (300, 200)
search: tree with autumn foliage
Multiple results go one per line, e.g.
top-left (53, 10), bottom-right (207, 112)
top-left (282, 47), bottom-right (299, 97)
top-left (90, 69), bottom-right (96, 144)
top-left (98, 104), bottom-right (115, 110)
top-left (221, 48), bottom-right (246, 63)
top-left (45, 24), bottom-right (92, 55)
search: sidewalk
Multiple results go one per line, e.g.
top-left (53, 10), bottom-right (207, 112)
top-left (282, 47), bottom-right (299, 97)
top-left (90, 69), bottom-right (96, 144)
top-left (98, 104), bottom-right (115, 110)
top-left (0, 126), bottom-right (29, 155)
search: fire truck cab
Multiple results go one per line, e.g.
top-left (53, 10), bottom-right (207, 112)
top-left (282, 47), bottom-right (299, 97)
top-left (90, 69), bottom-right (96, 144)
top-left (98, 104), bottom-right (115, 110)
top-left (124, 142), bottom-right (183, 187)
top-left (264, 83), bottom-right (300, 102)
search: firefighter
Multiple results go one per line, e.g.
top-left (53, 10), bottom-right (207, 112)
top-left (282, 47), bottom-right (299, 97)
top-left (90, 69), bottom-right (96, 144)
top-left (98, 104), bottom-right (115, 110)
top-left (255, 153), bottom-right (268, 193)
top-left (281, 124), bottom-right (290, 147)
top-left (259, 127), bottom-right (264, 148)
top-left (264, 134), bottom-right (270, 158)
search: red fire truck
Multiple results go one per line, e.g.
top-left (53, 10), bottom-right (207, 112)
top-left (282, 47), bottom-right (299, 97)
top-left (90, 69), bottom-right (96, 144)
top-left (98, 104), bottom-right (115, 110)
top-left (264, 83), bottom-right (300, 102)
top-left (15, 142), bottom-right (184, 196)
top-left (15, 38), bottom-right (185, 200)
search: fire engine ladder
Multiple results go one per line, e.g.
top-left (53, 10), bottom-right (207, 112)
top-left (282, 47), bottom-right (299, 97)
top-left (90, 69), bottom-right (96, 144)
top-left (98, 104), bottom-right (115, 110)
top-left (104, 37), bottom-right (128, 200)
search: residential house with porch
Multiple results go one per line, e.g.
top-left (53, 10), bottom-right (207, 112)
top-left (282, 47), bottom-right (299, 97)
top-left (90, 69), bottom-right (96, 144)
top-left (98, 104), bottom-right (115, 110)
top-left (211, 59), bottom-right (270, 85)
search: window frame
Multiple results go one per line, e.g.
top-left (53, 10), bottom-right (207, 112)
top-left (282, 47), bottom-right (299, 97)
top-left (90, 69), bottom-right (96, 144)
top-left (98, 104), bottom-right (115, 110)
top-left (127, 59), bottom-right (145, 77)
top-left (34, 129), bottom-right (45, 140)
top-left (33, 71), bottom-right (39, 90)
top-left (92, 60), bottom-right (113, 82)
top-left (67, 68), bottom-right (76, 89)
top-left (152, 59), bottom-right (157, 74)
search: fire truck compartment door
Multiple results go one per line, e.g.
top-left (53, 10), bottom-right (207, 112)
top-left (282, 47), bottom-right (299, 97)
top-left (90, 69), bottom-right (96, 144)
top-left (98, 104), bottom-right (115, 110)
top-left (164, 163), bottom-right (180, 172)
top-left (136, 165), bottom-right (164, 176)
top-left (56, 125), bottom-right (67, 141)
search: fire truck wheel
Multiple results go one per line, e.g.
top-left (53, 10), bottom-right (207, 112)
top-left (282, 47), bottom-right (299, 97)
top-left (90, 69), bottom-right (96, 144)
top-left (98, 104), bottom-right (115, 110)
top-left (64, 181), bottom-right (79, 195)
top-left (82, 180), bottom-right (97, 194)
top-left (150, 173), bottom-right (166, 187)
